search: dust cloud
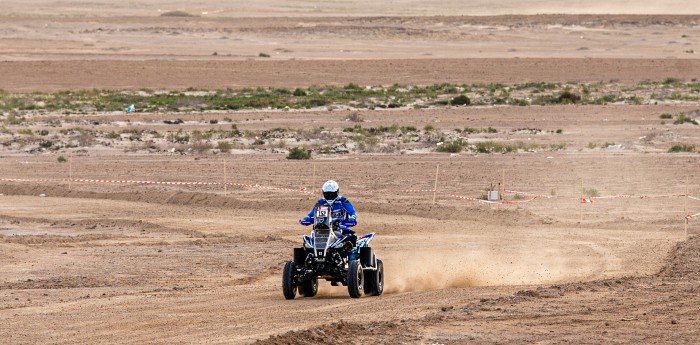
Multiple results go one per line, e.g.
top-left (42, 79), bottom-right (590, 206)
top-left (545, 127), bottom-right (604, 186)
top-left (381, 243), bottom-right (605, 293)
top-left (310, 236), bottom-right (611, 295)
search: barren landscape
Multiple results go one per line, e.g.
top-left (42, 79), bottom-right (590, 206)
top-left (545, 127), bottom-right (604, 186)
top-left (1, 1), bottom-right (700, 344)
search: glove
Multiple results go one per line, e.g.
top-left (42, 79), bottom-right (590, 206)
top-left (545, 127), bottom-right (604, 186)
top-left (299, 217), bottom-right (313, 226)
top-left (340, 219), bottom-right (357, 227)
top-left (341, 228), bottom-right (355, 235)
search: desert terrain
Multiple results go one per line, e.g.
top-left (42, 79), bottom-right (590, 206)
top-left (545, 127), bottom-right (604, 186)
top-left (1, 1), bottom-right (700, 344)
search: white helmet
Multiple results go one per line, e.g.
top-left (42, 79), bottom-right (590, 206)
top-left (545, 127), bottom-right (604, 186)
top-left (322, 180), bottom-right (340, 201)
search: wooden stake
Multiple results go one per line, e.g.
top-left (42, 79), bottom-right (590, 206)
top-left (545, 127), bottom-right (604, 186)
top-left (312, 162), bottom-right (317, 195)
top-left (223, 158), bottom-right (227, 194)
top-left (69, 155), bottom-right (73, 190)
top-left (502, 170), bottom-right (505, 200)
top-left (499, 169), bottom-right (505, 209)
top-left (433, 164), bottom-right (440, 204)
top-left (579, 178), bottom-right (583, 224)
top-left (685, 176), bottom-right (689, 238)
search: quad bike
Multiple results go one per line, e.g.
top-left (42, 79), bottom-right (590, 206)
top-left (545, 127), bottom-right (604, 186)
top-left (282, 205), bottom-right (384, 299)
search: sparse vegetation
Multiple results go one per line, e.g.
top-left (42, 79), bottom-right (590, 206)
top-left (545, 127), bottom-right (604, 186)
top-left (464, 127), bottom-right (497, 134)
top-left (258, 53), bottom-right (271, 58)
top-left (450, 94), bottom-right (471, 106)
top-left (57, 155), bottom-right (67, 163)
top-left (190, 141), bottom-right (213, 154)
top-left (160, 10), bottom-right (197, 17)
top-left (673, 114), bottom-right (698, 125)
top-left (287, 147), bottom-right (311, 160)
top-left (217, 141), bottom-right (233, 153)
top-left (346, 112), bottom-right (364, 122)
top-left (474, 141), bottom-right (508, 154)
top-left (0, 80), bottom-right (699, 115)
top-left (436, 140), bottom-right (467, 153)
top-left (557, 90), bottom-right (581, 103)
top-left (2, 79), bottom-right (698, 157)
top-left (16, 128), bottom-right (34, 135)
top-left (582, 187), bottom-right (600, 197)
top-left (549, 143), bottom-right (566, 151)
top-left (668, 144), bottom-right (695, 153)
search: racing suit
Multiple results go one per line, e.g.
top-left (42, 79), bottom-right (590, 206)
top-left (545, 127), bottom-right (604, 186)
top-left (299, 196), bottom-right (357, 234)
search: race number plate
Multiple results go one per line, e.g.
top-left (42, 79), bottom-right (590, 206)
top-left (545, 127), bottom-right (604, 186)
top-left (315, 206), bottom-right (330, 218)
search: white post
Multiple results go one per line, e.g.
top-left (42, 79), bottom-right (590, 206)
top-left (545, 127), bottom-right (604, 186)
top-left (69, 155), bottom-right (73, 190)
top-left (685, 176), bottom-right (689, 238)
top-left (579, 178), bottom-right (583, 224)
top-left (312, 162), bottom-right (317, 197)
top-left (433, 164), bottom-right (440, 204)
top-left (223, 158), bottom-right (227, 194)
top-left (502, 169), bottom-right (505, 201)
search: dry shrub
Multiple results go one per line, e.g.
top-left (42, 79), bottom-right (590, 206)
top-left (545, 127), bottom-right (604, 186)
top-left (75, 132), bottom-right (95, 147)
top-left (558, 90), bottom-right (581, 103)
top-left (217, 141), bottom-right (233, 153)
top-left (191, 141), bottom-right (213, 153)
top-left (346, 112), bottom-right (364, 122)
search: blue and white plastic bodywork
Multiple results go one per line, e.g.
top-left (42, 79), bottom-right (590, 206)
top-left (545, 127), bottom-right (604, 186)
top-left (304, 230), bottom-right (375, 261)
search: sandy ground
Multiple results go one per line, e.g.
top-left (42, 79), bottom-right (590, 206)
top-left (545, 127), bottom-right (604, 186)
top-left (2, 3), bottom-right (700, 344)
top-left (3, 0), bottom-right (700, 17)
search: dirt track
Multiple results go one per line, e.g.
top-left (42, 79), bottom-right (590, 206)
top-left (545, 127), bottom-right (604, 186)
top-left (2, 4), bottom-right (700, 344)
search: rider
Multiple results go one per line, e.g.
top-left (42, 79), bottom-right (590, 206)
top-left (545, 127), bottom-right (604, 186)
top-left (299, 180), bottom-right (357, 237)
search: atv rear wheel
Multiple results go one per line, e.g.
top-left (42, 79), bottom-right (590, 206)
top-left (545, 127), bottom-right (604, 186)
top-left (347, 260), bottom-right (364, 298)
top-left (282, 261), bottom-right (297, 300)
top-left (365, 259), bottom-right (384, 296)
top-left (299, 276), bottom-right (318, 297)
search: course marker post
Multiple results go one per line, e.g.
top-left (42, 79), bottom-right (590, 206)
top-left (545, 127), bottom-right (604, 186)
top-left (223, 158), bottom-right (227, 194)
top-left (579, 178), bottom-right (583, 224)
top-left (685, 176), bottom-right (689, 238)
top-left (69, 154), bottom-right (73, 190)
top-left (433, 164), bottom-right (440, 204)
top-left (312, 162), bottom-right (316, 197)
top-left (499, 170), bottom-right (505, 209)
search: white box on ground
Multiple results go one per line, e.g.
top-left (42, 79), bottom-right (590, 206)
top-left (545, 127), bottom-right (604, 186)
top-left (488, 191), bottom-right (499, 201)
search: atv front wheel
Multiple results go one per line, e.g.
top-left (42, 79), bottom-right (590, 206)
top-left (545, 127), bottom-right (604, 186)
top-left (282, 261), bottom-right (297, 300)
top-left (347, 260), bottom-right (364, 298)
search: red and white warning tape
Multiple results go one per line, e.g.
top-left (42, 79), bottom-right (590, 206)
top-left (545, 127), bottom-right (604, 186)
top-left (0, 177), bottom-right (695, 201)
top-left (451, 194), bottom-right (498, 204)
top-left (686, 212), bottom-right (700, 223)
top-left (70, 178), bottom-right (222, 185)
top-left (584, 194), bottom-right (689, 202)
top-left (1, 177), bottom-right (312, 195)
top-left (590, 195), bottom-right (635, 200)
top-left (451, 193), bottom-right (539, 205)
top-left (1, 178), bottom-right (54, 183)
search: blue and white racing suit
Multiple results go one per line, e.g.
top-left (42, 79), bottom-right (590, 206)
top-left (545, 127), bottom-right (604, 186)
top-left (299, 196), bottom-right (357, 233)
